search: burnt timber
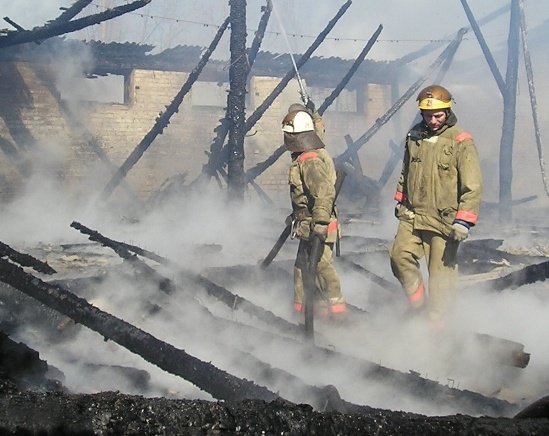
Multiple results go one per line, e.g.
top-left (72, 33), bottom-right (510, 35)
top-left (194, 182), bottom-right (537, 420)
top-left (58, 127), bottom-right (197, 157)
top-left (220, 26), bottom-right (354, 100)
top-left (0, 0), bottom-right (152, 49)
top-left (0, 240), bottom-right (522, 418)
top-left (100, 16), bottom-right (231, 199)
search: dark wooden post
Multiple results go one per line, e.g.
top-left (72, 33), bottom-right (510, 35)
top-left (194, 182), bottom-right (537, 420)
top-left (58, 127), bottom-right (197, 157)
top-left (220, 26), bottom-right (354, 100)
top-left (460, 0), bottom-right (506, 95)
top-left (499, 0), bottom-right (521, 220)
top-left (518, 0), bottom-right (549, 196)
top-left (227, 0), bottom-right (248, 200)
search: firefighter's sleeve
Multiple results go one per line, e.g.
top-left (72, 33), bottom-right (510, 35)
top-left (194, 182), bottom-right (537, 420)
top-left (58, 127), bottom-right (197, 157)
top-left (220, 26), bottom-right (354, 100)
top-left (456, 140), bottom-right (482, 225)
top-left (301, 158), bottom-right (335, 224)
top-left (311, 111), bottom-right (326, 140)
top-left (394, 145), bottom-right (410, 204)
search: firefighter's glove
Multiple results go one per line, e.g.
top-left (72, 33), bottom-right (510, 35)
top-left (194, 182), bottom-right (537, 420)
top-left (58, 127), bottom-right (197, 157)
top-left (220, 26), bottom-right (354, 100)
top-left (395, 203), bottom-right (415, 220)
top-left (311, 222), bottom-right (328, 242)
top-left (305, 98), bottom-right (316, 114)
top-left (450, 220), bottom-right (470, 242)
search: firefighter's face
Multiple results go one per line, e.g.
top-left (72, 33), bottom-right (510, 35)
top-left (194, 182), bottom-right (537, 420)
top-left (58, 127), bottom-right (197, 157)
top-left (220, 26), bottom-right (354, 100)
top-left (421, 109), bottom-right (447, 131)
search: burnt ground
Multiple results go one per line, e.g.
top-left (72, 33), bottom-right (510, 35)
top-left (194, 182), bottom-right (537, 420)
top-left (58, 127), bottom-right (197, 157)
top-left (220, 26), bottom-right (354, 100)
top-left (2, 380), bottom-right (549, 435)
top-left (1, 344), bottom-right (549, 436)
top-left (2, 218), bottom-right (549, 434)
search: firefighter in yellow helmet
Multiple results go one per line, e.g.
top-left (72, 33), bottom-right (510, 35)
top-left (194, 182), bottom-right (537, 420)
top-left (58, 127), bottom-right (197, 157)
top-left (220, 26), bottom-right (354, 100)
top-left (282, 106), bottom-right (346, 316)
top-left (390, 85), bottom-right (483, 325)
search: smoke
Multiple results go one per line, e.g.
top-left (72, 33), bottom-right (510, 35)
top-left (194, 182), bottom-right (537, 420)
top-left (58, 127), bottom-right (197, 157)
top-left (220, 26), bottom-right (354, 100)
top-left (2, 0), bottom-right (549, 420)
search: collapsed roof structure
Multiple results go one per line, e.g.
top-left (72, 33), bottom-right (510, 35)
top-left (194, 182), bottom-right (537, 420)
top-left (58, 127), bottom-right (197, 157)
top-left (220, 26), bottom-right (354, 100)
top-left (1, 0), bottom-right (549, 433)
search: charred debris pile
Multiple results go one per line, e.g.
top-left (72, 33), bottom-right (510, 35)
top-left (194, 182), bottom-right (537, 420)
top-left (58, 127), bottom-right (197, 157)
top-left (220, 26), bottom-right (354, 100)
top-left (1, 0), bottom-right (549, 433)
top-left (1, 221), bottom-right (549, 433)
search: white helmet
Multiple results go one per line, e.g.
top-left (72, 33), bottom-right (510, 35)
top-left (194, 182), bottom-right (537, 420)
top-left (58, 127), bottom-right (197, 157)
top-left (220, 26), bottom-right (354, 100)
top-left (281, 110), bottom-right (315, 133)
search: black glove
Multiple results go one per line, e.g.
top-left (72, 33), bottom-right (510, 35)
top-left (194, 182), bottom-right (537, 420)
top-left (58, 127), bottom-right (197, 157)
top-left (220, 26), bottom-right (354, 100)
top-left (310, 222), bottom-right (328, 242)
top-left (285, 214), bottom-right (293, 227)
top-left (305, 98), bottom-right (316, 114)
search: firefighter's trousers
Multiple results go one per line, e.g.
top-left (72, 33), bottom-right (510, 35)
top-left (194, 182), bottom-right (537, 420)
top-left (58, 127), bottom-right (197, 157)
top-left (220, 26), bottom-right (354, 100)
top-left (293, 239), bottom-right (345, 313)
top-left (390, 220), bottom-right (459, 320)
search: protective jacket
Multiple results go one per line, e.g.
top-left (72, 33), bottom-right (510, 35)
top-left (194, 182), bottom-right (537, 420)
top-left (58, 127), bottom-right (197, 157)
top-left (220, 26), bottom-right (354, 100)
top-left (288, 143), bottom-right (344, 314)
top-left (289, 147), bottom-right (338, 243)
top-left (394, 112), bottom-right (482, 236)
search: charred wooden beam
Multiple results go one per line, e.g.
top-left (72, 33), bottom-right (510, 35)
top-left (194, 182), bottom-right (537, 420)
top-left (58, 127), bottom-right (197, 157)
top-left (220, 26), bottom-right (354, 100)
top-left (518, 0), bottom-right (549, 197)
top-left (376, 139), bottom-right (402, 189)
top-left (245, 20), bottom-right (379, 184)
top-left (70, 221), bottom-right (304, 338)
top-left (196, 2), bottom-right (271, 186)
top-left (335, 28), bottom-right (467, 167)
top-left (458, 238), bottom-right (546, 270)
top-left (226, 0), bottom-right (248, 199)
top-left (3, 17), bottom-right (23, 31)
top-left (318, 24), bottom-right (383, 115)
top-left (247, 1), bottom-right (272, 68)
top-left (335, 250), bottom-right (530, 369)
top-left (499, 0), bottom-right (521, 221)
top-left (0, 257), bottom-right (279, 403)
top-left (486, 259), bottom-right (549, 291)
top-left (514, 395), bottom-right (549, 419)
top-left (460, 0), bottom-right (506, 95)
top-left (343, 135), bottom-right (363, 176)
top-left (393, 4), bottom-right (508, 67)
top-left (336, 255), bottom-right (400, 294)
top-left (459, 0), bottom-right (521, 220)
top-left (151, 261), bottom-right (514, 415)
top-left (47, 0), bottom-right (94, 26)
top-left (249, 178), bottom-right (274, 204)
top-left (0, 0), bottom-right (151, 49)
top-left (29, 63), bottom-right (143, 204)
top-left (148, 298), bottom-right (347, 412)
top-left (0, 332), bottom-right (63, 392)
top-left (210, 0), bottom-right (352, 176)
top-left (0, 241), bottom-right (56, 274)
top-left (244, 0), bottom-right (352, 133)
top-left (82, 363), bottom-right (151, 392)
top-left (305, 342), bottom-right (515, 417)
top-left (244, 145), bottom-right (286, 183)
top-left (100, 16), bottom-right (230, 200)
top-left (475, 333), bottom-right (530, 369)
top-left (376, 29), bottom-right (461, 191)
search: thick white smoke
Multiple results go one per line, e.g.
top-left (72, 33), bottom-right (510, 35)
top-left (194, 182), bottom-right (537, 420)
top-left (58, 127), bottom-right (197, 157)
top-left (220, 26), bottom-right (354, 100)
top-left (1, 0), bottom-right (549, 418)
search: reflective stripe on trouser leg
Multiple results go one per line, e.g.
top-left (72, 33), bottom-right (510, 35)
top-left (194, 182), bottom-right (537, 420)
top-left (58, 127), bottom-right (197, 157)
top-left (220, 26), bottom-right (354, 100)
top-left (293, 266), bottom-right (304, 312)
top-left (390, 220), bottom-right (425, 308)
top-left (294, 240), bottom-right (345, 313)
top-left (293, 240), bottom-right (308, 311)
top-left (425, 234), bottom-right (458, 321)
top-left (408, 281), bottom-right (425, 307)
top-left (315, 242), bottom-right (345, 313)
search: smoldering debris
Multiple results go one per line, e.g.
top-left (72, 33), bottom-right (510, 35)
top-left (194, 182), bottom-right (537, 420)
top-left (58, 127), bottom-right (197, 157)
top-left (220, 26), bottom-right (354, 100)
top-left (1, 220), bottom-right (548, 434)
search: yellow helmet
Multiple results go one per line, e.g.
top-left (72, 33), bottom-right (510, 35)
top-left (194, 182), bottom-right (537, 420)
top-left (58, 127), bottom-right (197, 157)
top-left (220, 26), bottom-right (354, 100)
top-left (417, 85), bottom-right (453, 110)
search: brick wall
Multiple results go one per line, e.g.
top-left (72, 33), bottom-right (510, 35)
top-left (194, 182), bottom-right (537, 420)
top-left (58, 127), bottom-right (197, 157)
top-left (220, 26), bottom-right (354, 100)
top-left (0, 62), bottom-right (393, 205)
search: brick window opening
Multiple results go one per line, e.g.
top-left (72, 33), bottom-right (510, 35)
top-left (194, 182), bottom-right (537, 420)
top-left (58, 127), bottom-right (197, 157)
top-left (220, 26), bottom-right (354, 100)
top-left (191, 81), bottom-right (228, 108)
top-left (309, 87), bottom-right (357, 113)
top-left (60, 73), bottom-right (126, 104)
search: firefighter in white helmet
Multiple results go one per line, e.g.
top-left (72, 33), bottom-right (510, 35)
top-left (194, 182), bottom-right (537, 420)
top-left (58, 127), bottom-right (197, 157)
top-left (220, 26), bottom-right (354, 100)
top-left (282, 106), bottom-right (346, 316)
top-left (390, 85), bottom-right (483, 325)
